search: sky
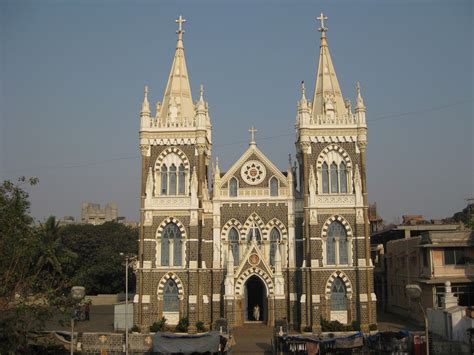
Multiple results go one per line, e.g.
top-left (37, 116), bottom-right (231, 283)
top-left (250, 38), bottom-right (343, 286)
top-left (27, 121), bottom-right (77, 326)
top-left (1, 0), bottom-right (473, 224)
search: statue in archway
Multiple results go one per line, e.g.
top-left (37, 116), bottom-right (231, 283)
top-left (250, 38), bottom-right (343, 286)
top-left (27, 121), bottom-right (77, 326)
top-left (253, 304), bottom-right (260, 321)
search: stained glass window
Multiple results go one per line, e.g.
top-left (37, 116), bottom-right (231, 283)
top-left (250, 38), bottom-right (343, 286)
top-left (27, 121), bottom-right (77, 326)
top-left (269, 228), bottom-right (281, 266)
top-left (331, 278), bottom-right (347, 311)
top-left (178, 164), bottom-right (186, 195)
top-left (229, 228), bottom-right (239, 266)
top-left (339, 161), bottom-right (347, 193)
top-left (169, 164), bottom-right (177, 195)
top-left (330, 162), bottom-right (339, 193)
top-left (163, 279), bottom-right (179, 312)
top-left (229, 177), bottom-right (238, 197)
top-left (322, 162), bottom-right (329, 193)
top-left (161, 223), bottom-right (182, 266)
top-left (161, 165), bottom-right (168, 195)
top-left (270, 177), bottom-right (279, 196)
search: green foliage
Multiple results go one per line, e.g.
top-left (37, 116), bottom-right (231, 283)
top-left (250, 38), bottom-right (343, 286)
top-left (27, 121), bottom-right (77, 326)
top-left (302, 326), bottom-right (312, 332)
top-left (320, 317), bottom-right (360, 332)
top-left (150, 317), bottom-right (167, 332)
top-left (196, 321), bottom-right (206, 332)
top-left (131, 325), bottom-right (141, 333)
top-left (59, 222), bottom-right (138, 294)
top-left (0, 178), bottom-right (72, 353)
top-left (175, 317), bottom-right (189, 333)
top-left (369, 323), bottom-right (378, 331)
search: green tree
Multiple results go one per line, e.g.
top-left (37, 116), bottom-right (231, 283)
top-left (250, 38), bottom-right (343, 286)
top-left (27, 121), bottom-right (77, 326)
top-left (60, 222), bottom-right (138, 294)
top-left (0, 178), bottom-right (72, 353)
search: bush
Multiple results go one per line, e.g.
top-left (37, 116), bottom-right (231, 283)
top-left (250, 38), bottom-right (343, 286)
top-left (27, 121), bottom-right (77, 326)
top-left (303, 326), bottom-right (312, 333)
top-left (130, 325), bottom-right (140, 333)
top-left (150, 317), bottom-right (167, 332)
top-left (369, 323), bottom-right (377, 331)
top-left (175, 317), bottom-right (189, 333)
top-left (196, 321), bottom-right (206, 332)
top-left (320, 317), bottom-right (359, 332)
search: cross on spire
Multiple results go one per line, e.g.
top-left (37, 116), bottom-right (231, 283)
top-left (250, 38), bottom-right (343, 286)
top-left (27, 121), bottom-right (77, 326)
top-left (317, 12), bottom-right (328, 33)
top-left (175, 15), bottom-right (186, 39)
top-left (248, 126), bottom-right (257, 145)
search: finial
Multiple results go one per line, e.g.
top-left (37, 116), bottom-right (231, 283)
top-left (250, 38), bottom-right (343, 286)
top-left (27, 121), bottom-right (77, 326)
top-left (144, 85), bottom-right (149, 97)
top-left (317, 12), bottom-right (328, 34)
top-left (141, 85), bottom-right (151, 115)
top-left (199, 84), bottom-right (204, 101)
top-left (355, 81), bottom-right (366, 111)
top-left (248, 126), bottom-right (257, 146)
top-left (301, 81), bottom-right (306, 98)
top-left (175, 15), bottom-right (186, 40)
top-left (288, 154), bottom-right (292, 166)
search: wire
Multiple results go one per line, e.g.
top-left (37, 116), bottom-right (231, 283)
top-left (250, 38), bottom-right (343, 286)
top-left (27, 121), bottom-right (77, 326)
top-left (0, 98), bottom-right (471, 175)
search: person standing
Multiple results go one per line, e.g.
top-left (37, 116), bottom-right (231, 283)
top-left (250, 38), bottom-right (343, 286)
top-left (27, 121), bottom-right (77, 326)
top-left (253, 304), bottom-right (260, 321)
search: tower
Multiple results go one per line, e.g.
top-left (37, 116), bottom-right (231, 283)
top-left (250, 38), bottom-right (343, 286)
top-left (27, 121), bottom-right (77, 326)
top-left (295, 13), bottom-right (375, 331)
top-left (135, 15), bottom-right (213, 329)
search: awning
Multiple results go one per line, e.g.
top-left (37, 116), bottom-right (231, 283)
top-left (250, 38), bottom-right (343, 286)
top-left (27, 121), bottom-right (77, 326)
top-left (152, 331), bottom-right (222, 354)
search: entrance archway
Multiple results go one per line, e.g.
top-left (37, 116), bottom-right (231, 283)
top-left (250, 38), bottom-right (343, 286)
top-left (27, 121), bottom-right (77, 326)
top-left (244, 275), bottom-right (267, 322)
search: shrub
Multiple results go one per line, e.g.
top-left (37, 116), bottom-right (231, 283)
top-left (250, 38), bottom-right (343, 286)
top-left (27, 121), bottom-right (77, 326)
top-left (196, 321), bottom-right (206, 332)
top-left (303, 326), bottom-right (312, 333)
top-left (150, 317), bottom-right (167, 332)
top-left (175, 317), bottom-right (189, 333)
top-left (320, 317), bottom-right (358, 332)
top-left (130, 325), bottom-right (140, 333)
top-left (369, 323), bottom-right (378, 331)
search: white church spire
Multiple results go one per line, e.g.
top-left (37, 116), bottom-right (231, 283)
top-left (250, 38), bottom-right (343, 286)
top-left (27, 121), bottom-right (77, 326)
top-left (160, 15), bottom-right (195, 126)
top-left (312, 13), bottom-right (346, 119)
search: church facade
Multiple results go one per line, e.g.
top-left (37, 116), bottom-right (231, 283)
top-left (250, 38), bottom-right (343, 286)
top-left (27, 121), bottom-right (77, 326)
top-left (134, 14), bottom-right (376, 332)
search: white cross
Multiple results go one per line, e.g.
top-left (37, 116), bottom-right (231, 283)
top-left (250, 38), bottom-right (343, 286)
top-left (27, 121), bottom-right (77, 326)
top-left (175, 15), bottom-right (186, 37)
top-left (248, 126), bottom-right (257, 144)
top-left (317, 12), bottom-right (328, 33)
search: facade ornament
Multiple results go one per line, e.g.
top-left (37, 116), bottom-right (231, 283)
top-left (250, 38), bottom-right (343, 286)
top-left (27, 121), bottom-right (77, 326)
top-left (309, 166), bottom-right (317, 206)
top-left (190, 167), bottom-right (198, 208)
top-left (145, 167), bottom-right (153, 200)
top-left (354, 164), bottom-right (362, 206)
top-left (140, 144), bottom-right (150, 157)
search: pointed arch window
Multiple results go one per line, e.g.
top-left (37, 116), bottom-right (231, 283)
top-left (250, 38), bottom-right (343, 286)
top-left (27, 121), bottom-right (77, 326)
top-left (326, 221), bottom-right (349, 265)
top-left (270, 177), bottom-right (279, 196)
top-left (330, 162), bottom-right (339, 193)
top-left (161, 223), bottom-right (182, 266)
top-left (169, 164), bottom-right (177, 195)
top-left (330, 278), bottom-right (347, 311)
top-left (178, 164), bottom-right (186, 195)
top-left (163, 279), bottom-right (179, 312)
top-left (161, 165), bottom-right (168, 195)
top-left (269, 228), bottom-right (281, 266)
top-left (229, 177), bottom-right (238, 197)
top-left (339, 161), bottom-right (347, 193)
top-left (322, 162), bottom-right (329, 193)
top-left (229, 228), bottom-right (240, 266)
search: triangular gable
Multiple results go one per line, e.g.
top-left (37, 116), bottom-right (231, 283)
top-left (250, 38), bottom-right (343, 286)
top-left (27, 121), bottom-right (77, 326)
top-left (220, 145), bottom-right (288, 187)
top-left (235, 238), bottom-right (273, 279)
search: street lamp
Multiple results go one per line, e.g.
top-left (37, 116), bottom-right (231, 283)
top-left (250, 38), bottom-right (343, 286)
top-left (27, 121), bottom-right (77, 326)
top-left (70, 286), bottom-right (85, 355)
top-left (120, 253), bottom-right (137, 355)
top-left (405, 284), bottom-right (429, 355)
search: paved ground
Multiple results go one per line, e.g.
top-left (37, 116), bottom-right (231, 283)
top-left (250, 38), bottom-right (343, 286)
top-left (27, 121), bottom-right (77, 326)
top-left (231, 323), bottom-right (273, 354)
top-left (376, 309), bottom-right (424, 332)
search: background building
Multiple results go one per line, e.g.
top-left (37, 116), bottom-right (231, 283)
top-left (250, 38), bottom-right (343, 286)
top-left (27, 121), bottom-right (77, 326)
top-left (81, 202), bottom-right (119, 225)
top-left (134, 14), bottom-right (375, 332)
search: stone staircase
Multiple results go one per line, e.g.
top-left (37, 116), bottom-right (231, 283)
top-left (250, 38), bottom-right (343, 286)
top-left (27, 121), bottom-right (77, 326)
top-left (231, 323), bottom-right (273, 354)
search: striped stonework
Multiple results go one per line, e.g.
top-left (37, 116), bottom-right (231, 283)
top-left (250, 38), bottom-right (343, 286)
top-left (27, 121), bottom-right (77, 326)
top-left (157, 272), bottom-right (185, 300)
top-left (321, 215), bottom-right (353, 237)
top-left (325, 270), bottom-right (353, 299)
top-left (235, 267), bottom-right (274, 296)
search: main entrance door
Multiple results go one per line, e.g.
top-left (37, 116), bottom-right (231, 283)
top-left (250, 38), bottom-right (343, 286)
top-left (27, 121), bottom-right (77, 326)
top-left (244, 275), bottom-right (267, 322)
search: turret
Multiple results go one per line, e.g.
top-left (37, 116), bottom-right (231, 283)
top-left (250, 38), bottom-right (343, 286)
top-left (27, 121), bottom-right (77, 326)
top-left (140, 86), bottom-right (151, 129)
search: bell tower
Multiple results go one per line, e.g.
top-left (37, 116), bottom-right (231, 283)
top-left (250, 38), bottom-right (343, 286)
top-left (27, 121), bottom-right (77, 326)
top-left (135, 15), bottom-right (213, 329)
top-left (295, 13), bottom-right (375, 332)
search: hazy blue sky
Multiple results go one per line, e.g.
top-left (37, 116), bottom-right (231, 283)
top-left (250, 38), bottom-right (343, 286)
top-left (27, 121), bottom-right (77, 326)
top-left (1, 0), bottom-right (472, 223)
